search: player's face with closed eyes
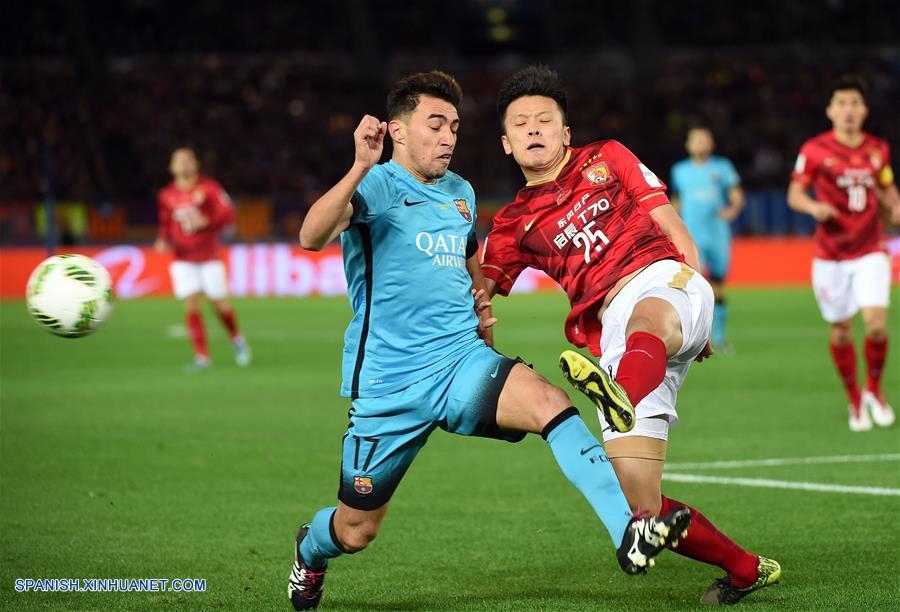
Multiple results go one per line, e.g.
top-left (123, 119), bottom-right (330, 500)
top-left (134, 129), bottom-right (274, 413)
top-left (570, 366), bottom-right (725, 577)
top-left (395, 95), bottom-right (459, 181)
top-left (501, 96), bottom-right (571, 172)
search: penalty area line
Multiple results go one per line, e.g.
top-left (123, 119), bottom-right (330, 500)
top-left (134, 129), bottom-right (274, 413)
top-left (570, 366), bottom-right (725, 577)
top-left (665, 453), bottom-right (900, 471)
top-left (662, 472), bottom-right (900, 497)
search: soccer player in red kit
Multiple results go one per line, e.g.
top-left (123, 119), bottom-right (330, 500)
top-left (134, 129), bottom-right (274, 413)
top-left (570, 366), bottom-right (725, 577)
top-left (478, 66), bottom-right (780, 605)
top-left (788, 77), bottom-right (899, 432)
top-left (155, 148), bottom-right (251, 369)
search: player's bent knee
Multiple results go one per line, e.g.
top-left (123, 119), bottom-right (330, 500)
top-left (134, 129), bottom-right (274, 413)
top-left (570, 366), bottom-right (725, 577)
top-left (334, 520), bottom-right (380, 553)
top-left (338, 528), bottom-right (377, 553)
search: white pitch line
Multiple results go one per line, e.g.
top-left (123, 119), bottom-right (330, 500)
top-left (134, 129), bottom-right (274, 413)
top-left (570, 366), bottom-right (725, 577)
top-left (663, 473), bottom-right (900, 497)
top-left (665, 453), bottom-right (900, 471)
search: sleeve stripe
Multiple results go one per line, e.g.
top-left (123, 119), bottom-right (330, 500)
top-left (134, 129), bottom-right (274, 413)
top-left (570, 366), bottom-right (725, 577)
top-left (638, 192), bottom-right (666, 202)
top-left (482, 264), bottom-right (515, 285)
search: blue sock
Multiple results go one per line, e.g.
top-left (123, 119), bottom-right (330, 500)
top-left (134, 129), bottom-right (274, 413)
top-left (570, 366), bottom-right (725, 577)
top-left (713, 300), bottom-right (727, 346)
top-left (299, 507), bottom-right (345, 570)
top-left (543, 408), bottom-right (632, 547)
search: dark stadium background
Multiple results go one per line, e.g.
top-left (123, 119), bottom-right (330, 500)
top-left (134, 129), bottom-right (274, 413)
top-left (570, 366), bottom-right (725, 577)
top-left (2, 0), bottom-right (899, 245)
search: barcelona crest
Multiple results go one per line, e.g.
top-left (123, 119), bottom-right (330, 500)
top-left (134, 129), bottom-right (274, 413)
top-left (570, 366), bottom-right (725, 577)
top-left (583, 161), bottom-right (610, 185)
top-left (455, 199), bottom-right (472, 222)
top-left (353, 476), bottom-right (373, 495)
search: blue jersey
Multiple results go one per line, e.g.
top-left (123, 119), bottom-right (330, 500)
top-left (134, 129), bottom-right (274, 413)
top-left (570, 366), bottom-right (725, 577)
top-left (340, 160), bottom-right (482, 399)
top-left (670, 156), bottom-right (740, 241)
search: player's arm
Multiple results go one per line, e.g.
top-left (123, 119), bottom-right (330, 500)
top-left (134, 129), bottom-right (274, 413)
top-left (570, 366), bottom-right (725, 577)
top-left (649, 203), bottom-right (701, 272)
top-left (876, 183), bottom-right (900, 225)
top-left (669, 193), bottom-right (681, 213)
top-left (300, 115), bottom-right (387, 251)
top-left (786, 180), bottom-right (839, 222)
top-left (209, 185), bottom-right (236, 230)
top-left (720, 185), bottom-right (745, 222)
top-left (154, 194), bottom-right (170, 253)
top-left (467, 256), bottom-right (497, 347)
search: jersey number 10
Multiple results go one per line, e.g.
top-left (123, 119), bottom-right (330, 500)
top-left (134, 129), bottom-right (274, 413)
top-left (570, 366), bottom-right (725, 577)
top-left (847, 185), bottom-right (867, 212)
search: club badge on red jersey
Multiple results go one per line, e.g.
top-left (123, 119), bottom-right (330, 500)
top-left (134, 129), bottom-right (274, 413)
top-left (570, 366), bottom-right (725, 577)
top-left (353, 476), bottom-right (373, 495)
top-left (869, 150), bottom-right (882, 169)
top-left (455, 199), bottom-right (471, 222)
top-left (582, 161), bottom-right (610, 185)
top-left (192, 188), bottom-right (205, 204)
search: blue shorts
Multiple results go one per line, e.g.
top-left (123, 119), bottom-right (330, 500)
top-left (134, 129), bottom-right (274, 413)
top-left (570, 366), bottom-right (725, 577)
top-left (696, 238), bottom-right (731, 282)
top-left (338, 343), bottom-right (524, 510)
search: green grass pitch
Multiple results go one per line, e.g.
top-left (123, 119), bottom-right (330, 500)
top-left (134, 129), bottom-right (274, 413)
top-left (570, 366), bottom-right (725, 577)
top-left (1, 288), bottom-right (898, 610)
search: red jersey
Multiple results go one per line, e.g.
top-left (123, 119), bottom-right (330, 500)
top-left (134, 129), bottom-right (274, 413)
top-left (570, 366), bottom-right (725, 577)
top-left (157, 176), bottom-right (236, 262)
top-left (482, 140), bottom-right (683, 355)
top-left (791, 131), bottom-right (893, 260)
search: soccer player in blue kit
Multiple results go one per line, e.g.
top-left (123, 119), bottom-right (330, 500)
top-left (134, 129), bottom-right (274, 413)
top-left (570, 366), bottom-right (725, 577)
top-left (670, 128), bottom-right (744, 351)
top-left (287, 71), bottom-right (691, 610)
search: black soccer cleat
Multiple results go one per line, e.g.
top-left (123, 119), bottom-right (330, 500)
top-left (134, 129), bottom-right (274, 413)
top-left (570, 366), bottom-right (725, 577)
top-left (288, 525), bottom-right (327, 610)
top-left (617, 508), bottom-right (691, 574)
top-left (699, 556), bottom-right (781, 605)
top-left (560, 350), bottom-right (635, 433)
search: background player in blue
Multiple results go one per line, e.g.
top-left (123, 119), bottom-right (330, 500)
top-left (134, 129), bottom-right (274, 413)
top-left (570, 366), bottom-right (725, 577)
top-left (670, 127), bottom-right (745, 351)
top-left (287, 71), bottom-right (690, 610)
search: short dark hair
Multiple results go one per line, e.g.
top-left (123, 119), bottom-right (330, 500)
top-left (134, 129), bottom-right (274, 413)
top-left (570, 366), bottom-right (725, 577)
top-left (497, 65), bottom-right (568, 126)
top-left (386, 71), bottom-right (463, 120)
top-left (829, 75), bottom-right (867, 103)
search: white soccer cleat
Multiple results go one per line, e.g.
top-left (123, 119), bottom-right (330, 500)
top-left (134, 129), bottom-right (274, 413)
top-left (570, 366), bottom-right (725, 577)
top-left (233, 336), bottom-right (252, 367)
top-left (848, 402), bottom-right (873, 432)
top-left (862, 390), bottom-right (895, 428)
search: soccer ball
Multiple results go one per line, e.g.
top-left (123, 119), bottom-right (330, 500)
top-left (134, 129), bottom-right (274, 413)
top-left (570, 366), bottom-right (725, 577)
top-left (26, 254), bottom-right (113, 338)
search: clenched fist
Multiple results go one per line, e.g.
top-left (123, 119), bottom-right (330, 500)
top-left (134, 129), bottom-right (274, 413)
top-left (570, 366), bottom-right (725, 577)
top-left (354, 115), bottom-right (388, 170)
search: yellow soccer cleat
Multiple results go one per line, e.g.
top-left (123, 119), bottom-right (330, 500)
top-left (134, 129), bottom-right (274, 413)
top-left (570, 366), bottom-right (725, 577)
top-left (559, 350), bottom-right (635, 433)
top-left (699, 556), bottom-right (782, 605)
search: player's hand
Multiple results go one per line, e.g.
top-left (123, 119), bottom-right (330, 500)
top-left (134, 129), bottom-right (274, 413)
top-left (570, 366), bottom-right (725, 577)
top-left (811, 202), bottom-right (839, 223)
top-left (695, 340), bottom-right (714, 363)
top-left (472, 288), bottom-right (497, 347)
top-left (719, 206), bottom-right (740, 222)
top-left (354, 115), bottom-right (388, 170)
top-left (153, 238), bottom-right (169, 253)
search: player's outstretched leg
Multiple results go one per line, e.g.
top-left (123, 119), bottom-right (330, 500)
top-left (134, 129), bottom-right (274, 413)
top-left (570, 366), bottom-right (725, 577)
top-left (497, 365), bottom-right (689, 573)
top-left (540, 407), bottom-right (690, 573)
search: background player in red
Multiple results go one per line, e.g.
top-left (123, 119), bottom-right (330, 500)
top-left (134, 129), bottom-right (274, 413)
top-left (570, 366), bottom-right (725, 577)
top-left (788, 76), bottom-right (899, 432)
top-left (479, 65), bottom-right (780, 605)
top-left (155, 147), bottom-right (251, 370)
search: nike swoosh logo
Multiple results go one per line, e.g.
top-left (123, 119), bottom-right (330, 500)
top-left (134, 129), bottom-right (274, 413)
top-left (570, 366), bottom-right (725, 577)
top-left (580, 444), bottom-right (602, 456)
top-left (524, 217), bottom-right (538, 231)
top-left (404, 199), bottom-right (426, 206)
top-left (490, 362), bottom-right (501, 378)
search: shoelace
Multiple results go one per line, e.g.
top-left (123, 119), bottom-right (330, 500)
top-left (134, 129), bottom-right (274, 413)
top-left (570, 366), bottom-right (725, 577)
top-left (291, 566), bottom-right (325, 592)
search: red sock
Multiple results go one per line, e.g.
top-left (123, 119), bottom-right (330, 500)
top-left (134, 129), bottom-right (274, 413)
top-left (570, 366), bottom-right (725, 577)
top-left (661, 495), bottom-right (758, 588)
top-left (186, 311), bottom-right (209, 359)
top-left (217, 308), bottom-right (240, 341)
top-left (829, 341), bottom-right (861, 407)
top-left (615, 331), bottom-right (667, 406)
top-left (863, 337), bottom-right (888, 395)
